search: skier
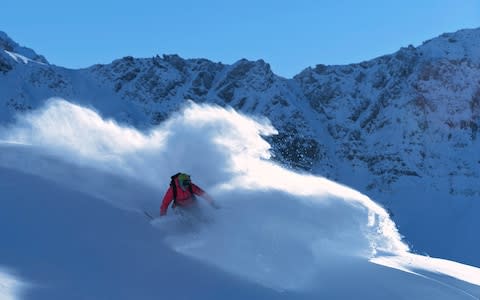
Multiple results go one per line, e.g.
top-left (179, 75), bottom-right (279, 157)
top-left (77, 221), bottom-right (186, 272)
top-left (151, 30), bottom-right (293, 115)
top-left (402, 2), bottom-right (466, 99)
top-left (160, 173), bottom-right (218, 216)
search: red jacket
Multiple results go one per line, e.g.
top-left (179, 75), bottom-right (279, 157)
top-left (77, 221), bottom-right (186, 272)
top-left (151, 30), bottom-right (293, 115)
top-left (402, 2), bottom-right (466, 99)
top-left (160, 178), bottom-right (206, 215)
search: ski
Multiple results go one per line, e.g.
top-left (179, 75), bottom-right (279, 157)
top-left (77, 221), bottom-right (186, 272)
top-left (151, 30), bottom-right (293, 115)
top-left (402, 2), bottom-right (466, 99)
top-left (143, 211), bottom-right (154, 220)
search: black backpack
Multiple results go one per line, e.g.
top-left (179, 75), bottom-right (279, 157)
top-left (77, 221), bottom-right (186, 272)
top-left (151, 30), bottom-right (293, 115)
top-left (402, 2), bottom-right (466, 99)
top-left (170, 173), bottom-right (196, 207)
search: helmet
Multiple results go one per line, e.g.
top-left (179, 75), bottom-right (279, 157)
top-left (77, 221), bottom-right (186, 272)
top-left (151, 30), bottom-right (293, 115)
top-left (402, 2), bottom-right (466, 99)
top-left (178, 173), bottom-right (191, 186)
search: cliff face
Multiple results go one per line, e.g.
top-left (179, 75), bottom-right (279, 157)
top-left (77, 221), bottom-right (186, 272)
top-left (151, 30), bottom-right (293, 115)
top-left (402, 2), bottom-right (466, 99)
top-left (296, 31), bottom-right (480, 196)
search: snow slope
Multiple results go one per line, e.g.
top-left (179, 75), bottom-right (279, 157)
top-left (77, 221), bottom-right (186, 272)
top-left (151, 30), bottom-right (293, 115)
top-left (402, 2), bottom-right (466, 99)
top-left (2, 28), bottom-right (480, 268)
top-left (0, 100), bottom-right (479, 299)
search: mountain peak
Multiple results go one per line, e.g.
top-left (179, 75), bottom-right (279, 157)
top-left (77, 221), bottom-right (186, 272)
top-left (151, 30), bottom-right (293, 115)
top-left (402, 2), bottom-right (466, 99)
top-left (0, 31), bottom-right (48, 64)
top-left (418, 27), bottom-right (480, 62)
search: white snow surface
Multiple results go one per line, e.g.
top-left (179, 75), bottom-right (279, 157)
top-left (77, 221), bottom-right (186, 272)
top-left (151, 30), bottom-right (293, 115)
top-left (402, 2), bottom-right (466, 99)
top-left (0, 99), bottom-right (479, 299)
top-left (3, 51), bottom-right (38, 65)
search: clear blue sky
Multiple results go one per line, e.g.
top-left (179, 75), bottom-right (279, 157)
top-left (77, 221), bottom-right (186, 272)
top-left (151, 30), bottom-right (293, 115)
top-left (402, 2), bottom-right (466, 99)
top-left (1, 0), bottom-right (479, 78)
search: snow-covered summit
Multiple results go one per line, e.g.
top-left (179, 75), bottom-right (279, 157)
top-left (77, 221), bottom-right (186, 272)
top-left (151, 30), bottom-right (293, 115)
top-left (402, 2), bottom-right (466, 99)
top-left (0, 31), bottom-right (48, 66)
top-left (419, 27), bottom-right (480, 63)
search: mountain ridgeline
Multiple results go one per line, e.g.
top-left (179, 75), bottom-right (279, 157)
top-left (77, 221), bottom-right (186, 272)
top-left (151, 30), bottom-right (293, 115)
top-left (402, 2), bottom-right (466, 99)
top-left (1, 29), bottom-right (479, 202)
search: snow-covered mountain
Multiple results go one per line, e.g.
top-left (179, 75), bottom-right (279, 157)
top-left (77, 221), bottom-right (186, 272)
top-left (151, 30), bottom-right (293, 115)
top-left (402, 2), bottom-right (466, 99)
top-left (1, 101), bottom-right (479, 299)
top-left (1, 28), bottom-right (479, 267)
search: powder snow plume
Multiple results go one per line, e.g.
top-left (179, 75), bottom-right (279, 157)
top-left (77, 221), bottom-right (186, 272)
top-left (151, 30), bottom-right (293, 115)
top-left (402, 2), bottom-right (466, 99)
top-left (0, 268), bottom-right (24, 300)
top-left (0, 98), bottom-right (409, 289)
